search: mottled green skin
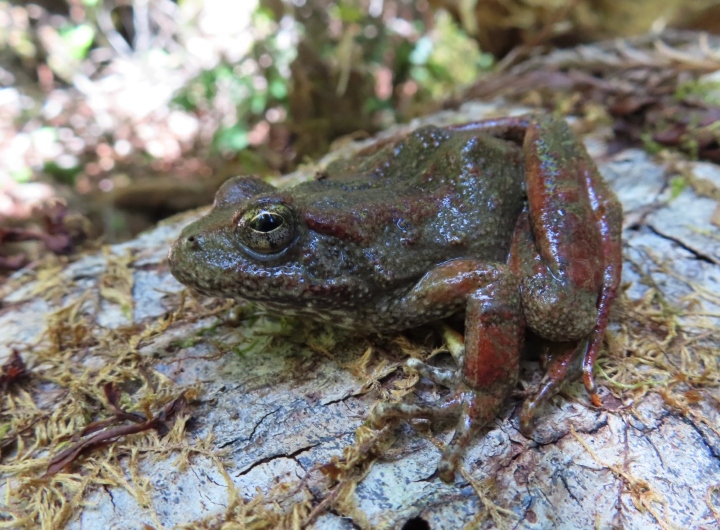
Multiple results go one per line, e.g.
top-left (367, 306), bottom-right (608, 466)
top-left (169, 125), bottom-right (526, 332)
top-left (168, 115), bottom-right (622, 483)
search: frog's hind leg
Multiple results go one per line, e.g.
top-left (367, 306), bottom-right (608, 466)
top-left (579, 148), bottom-right (623, 404)
top-left (509, 209), bottom-right (589, 427)
top-left (518, 338), bottom-right (587, 433)
top-left (455, 115), bottom-right (622, 407)
top-left (515, 118), bottom-right (622, 411)
top-left (370, 260), bottom-right (523, 483)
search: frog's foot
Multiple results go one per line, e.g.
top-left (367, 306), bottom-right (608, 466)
top-left (406, 357), bottom-right (459, 387)
top-left (519, 339), bottom-right (587, 434)
top-left (370, 263), bottom-right (522, 482)
top-left (402, 324), bottom-right (466, 387)
top-left (583, 321), bottom-right (615, 407)
top-left (370, 382), bottom-right (504, 483)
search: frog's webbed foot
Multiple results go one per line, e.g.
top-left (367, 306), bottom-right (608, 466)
top-left (405, 357), bottom-right (459, 387)
top-left (518, 339), bottom-right (587, 434)
top-left (370, 314), bottom-right (519, 484)
top-left (370, 382), bottom-right (497, 483)
top-left (369, 328), bottom-right (468, 479)
top-left (368, 261), bottom-right (522, 483)
top-left (404, 324), bottom-right (465, 387)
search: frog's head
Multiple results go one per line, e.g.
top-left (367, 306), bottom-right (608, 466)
top-left (169, 176), bottom-right (310, 300)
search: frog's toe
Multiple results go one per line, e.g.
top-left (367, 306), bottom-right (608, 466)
top-left (519, 339), bottom-right (587, 433)
top-left (369, 393), bottom-right (463, 429)
top-left (370, 384), bottom-right (504, 483)
top-left (406, 357), bottom-right (459, 387)
top-left (371, 355), bottom-right (465, 429)
top-left (436, 406), bottom-right (485, 483)
top-left (518, 394), bottom-right (541, 434)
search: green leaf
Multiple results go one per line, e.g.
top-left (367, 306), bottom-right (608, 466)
top-left (268, 78), bottom-right (287, 100)
top-left (253, 6), bottom-right (277, 25)
top-left (214, 125), bottom-right (249, 152)
top-left (425, 61), bottom-right (452, 82)
top-left (172, 91), bottom-right (196, 112)
top-left (11, 167), bottom-right (32, 183)
top-left (60, 24), bottom-right (95, 60)
top-left (250, 94), bottom-right (267, 114)
top-left (43, 161), bottom-right (81, 185)
top-left (409, 36), bottom-right (433, 65)
top-left (333, 5), bottom-right (364, 23)
top-left (477, 52), bottom-right (494, 70)
top-left (675, 79), bottom-right (720, 105)
top-left (410, 65), bottom-right (430, 83)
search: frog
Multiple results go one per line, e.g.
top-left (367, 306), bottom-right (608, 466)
top-left (168, 115), bottom-right (622, 483)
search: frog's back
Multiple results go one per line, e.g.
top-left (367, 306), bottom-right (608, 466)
top-left (292, 125), bottom-right (526, 286)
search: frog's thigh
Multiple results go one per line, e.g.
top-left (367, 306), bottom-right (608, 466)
top-left (517, 119), bottom-right (606, 341)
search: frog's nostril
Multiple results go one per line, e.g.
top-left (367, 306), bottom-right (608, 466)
top-left (185, 235), bottom-right (201, 250)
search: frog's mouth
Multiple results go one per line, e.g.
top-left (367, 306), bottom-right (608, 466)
top-left (167, 243), bottom-right (211, 295)
top-left (167, 237), bottom-right (234, 297)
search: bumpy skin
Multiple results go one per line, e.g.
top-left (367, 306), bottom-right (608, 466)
top-left (168, 115), bottom-right (622, 483)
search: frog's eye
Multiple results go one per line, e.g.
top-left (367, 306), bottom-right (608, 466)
top-left (236, 203), bottom-right (297, 255)
top-left (249, 211), bottom-right (284, 233)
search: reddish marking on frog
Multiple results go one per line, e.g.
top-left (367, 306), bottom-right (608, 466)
top-left (464, 309), bottom-right (522, 388)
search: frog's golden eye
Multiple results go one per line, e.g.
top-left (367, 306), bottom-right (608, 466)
top-left (236, 203), bottom-right (297, 256)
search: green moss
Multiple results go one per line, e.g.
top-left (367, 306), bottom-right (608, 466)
top-left (669, 176), bottom-right (687, 200)
top-left (675, 79), bottom-right (720, 106)
top-left (640, 132), bottom-right (665, 155)
top-left (172, 337), bottom-right (202, 349)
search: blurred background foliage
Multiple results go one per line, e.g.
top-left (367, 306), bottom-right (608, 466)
top-left (0, 0), bottom-right (719, 272)
top-left (0, 0), bottom-right (492, 241)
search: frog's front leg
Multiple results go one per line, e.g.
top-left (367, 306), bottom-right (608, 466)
top-left (370, 259), bottom-right (523, 483)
